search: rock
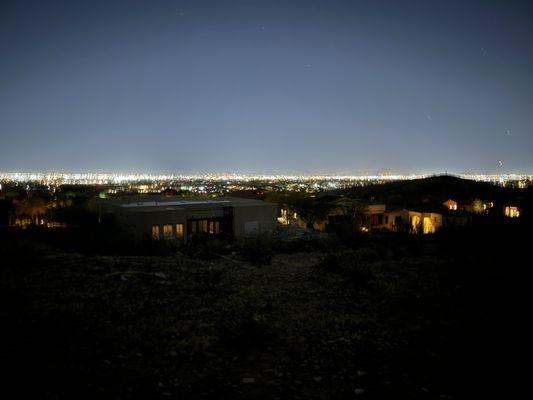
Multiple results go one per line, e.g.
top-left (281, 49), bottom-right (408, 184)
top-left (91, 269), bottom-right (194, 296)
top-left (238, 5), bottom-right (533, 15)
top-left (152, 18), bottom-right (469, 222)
top-left (313, 377), bottom-right (322, 383)
top-left (242, 377), bottom-right (255, 383)
top-left (354, 388), bottom-right (365, 395)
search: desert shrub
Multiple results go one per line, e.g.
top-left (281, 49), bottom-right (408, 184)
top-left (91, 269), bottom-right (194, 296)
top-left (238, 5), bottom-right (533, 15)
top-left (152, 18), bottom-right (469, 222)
top-left (318, 248), bottom-right (375, 288)
top-left (184, 236), bottom-right (232, 260)
top-left (237, 234), bottom-right (274, 266)
top-left (328, 221), bottom-right (365, 248)
top-left (190, 266), bottom-right (225, 292)
top-left (319, 251), bottom-right (343, 271)
top-left (270, 235), bottom-right (329, 253)
top-left (345, 259), bottom-right (374, 288)
top-left (353, 246), bottom-right (380, 263)
top-left (136, 235), bottom-right (178, 256)
top-left (218, 310), bottom-right (271, 348)
top-left (52, 204), bottom-right (100, 230)
top-left (0, 234), bottom-right (48, 259)
top-left (216, 291), bottom-right (274, 349)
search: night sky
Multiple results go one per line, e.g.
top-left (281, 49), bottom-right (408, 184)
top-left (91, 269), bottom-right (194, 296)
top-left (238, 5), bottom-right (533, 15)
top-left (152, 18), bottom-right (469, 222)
top-left (1, 0), bottom-right (532, 174)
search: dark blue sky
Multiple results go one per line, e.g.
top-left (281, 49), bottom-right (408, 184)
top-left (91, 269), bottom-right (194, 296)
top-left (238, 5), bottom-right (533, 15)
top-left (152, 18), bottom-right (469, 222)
top-left (1, 0), bottom-right (532, 174)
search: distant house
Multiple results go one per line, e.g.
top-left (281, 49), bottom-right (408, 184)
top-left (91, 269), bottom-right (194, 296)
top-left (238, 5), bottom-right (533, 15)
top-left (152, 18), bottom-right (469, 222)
top-left (289, 198), bottom-right (443, 234)
top-left (364, 204), bottom-right (442, 234)
top-left (97, 197), bottom-right (278, 242)
top-left (443, 199), bottom-right (458, 210)
top-left (503, 205), bottom-right (520, 218)
top-left (443, 197), bottom-right (495, 215)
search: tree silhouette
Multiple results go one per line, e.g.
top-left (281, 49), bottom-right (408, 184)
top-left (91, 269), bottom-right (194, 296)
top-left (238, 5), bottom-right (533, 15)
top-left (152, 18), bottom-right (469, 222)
top-left (14, 195), bottom-right (48, 225)
top-left (340, 199), bottom-right (368, 233)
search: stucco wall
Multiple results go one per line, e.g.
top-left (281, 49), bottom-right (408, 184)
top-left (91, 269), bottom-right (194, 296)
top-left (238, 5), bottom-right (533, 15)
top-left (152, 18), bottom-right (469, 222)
top-left (232, 202), bottom-right (278, 237)
top-left (101, 200), bottom-right (278, 239)
top-left (115, 208), bottom-right (187, 238)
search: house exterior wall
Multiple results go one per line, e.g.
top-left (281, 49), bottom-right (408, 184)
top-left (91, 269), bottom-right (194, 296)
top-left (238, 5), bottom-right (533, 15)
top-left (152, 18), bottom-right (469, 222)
top-left (443, 199), bottom-right (458, 210)
top-left (232, 202), bottom-right (278, 237)
top-left (422, 212), bottom-right (442, 233)
top-left (112, 208), bottom-right (188, 238)
top-left (385, 209), bottom-right (410, 230)
top-left (98, 198), bottom-right (278, 241)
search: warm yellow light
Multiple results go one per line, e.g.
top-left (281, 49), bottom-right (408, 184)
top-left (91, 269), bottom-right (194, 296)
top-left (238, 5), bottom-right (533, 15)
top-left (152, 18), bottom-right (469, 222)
top-left (504, 206), bottom-right (520, 218)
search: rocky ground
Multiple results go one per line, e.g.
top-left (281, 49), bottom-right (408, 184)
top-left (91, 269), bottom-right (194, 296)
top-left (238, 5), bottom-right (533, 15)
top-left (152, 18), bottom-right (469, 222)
top-left (1, 228), bottom-right (530, 399)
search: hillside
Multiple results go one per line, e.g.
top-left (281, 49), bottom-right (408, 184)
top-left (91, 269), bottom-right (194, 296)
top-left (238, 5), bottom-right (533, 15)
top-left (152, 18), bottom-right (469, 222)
top-left (339, 175), bottom-right (522, 208)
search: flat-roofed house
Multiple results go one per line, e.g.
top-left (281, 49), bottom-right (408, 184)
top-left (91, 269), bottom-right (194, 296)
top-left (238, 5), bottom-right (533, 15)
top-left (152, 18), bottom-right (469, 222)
top-left (97, 197), bottom-right (278, 242)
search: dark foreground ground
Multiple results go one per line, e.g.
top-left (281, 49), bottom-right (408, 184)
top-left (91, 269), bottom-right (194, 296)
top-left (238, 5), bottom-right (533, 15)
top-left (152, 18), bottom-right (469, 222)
top-left (1, 226), bottom-right (531, 399)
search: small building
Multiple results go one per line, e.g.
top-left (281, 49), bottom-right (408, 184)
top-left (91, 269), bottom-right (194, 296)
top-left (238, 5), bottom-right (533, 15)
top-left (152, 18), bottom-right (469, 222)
top-left (301, 198), bottom-right (443, 234)
top-left (503, 205), bottom-right (520, 218)
top-left (367, 205), bottom-right (442, 234)
top-left (443, 199), bottom-right (458, 211)
top-left (97, 197), bottom-right (278, 242)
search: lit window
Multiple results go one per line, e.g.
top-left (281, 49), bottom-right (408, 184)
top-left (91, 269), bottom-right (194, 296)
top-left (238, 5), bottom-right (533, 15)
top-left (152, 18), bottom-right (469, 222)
top-left (208, 221), bottom-right (215, 234)
top-left (152, 225), bottom-right (160, 239)
top-left (199, 220), bottom-right (208, 233)
top-left (163, 224), bottom-right (173, 238)
top-left (278, 208), bottom-right (297, 225)
top-left (175, 223), bottom-right (184, 238)
top-left (214, 221), bottom-right (220, 234)
top-left (504, 206), bottom-right (520, 218)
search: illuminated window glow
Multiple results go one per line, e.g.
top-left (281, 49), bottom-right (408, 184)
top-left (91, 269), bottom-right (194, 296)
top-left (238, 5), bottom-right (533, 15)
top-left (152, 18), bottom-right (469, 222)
top-left (199, 220), bottom-right (208, 233)
top-left (163, 224), bottom-right (173, 238)
top-left (278, 208), bottom-right (298, 225)
top-left (504, 206), bottom-right (520, 218)
top-left (176, 223), bottom-right (184, 237)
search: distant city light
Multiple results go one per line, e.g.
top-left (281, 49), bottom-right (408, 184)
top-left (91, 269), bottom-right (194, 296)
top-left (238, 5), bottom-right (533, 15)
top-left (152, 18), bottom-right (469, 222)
top-left (0, 172), bottom-right (531, 193)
